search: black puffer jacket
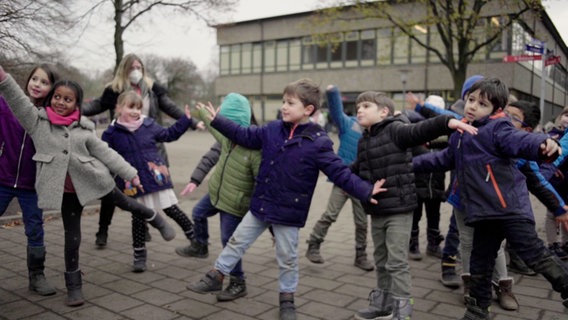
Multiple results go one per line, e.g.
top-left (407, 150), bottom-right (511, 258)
top-left (412, 136), bottom-right (448, 201)
top-left (351, 114), bottom-right (454, 216)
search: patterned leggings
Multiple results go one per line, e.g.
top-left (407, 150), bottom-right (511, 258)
top-left (132, 204), bottom-right (194, 248)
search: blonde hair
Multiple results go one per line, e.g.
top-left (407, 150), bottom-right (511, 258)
top-left (109, 53), bottom-right (153, 92)
top-left (115, 91), bottom-right (143, 118)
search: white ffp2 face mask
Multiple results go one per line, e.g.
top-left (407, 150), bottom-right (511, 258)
top-left (129, 69), bottom-right (143, 85)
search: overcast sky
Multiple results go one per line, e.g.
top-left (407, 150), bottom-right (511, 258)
top-left (66, 0), bottom-right (568, 76)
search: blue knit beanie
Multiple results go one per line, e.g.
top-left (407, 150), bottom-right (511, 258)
top-left (219, 93), bottom-right (251, 127)
top-left (461, 75), bottom-right (484, 99)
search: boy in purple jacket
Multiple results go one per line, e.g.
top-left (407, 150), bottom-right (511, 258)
top-left (186, 78), bottom-right (387, 320)
top-left (413, 78), bottom-right (568, 319)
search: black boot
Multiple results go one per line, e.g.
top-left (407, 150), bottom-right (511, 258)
top-left (175, 241), bottom-right (209, 258)
top-left (426, 228), bottom-right (444, 258)
top-left (27, 246), bottom-right (56, 296)
top-left (440, 255), bottom-right (461, 288)
top-left (146, 211), bottom-right (176, 241)
top-left (279, 292), bottom-right (297, 320)
top-left (507, 246), bottom-right (536, 276)
top-left (132, 248), bottom-right (147, 273)
top-left (408, 229), bottom-right (422, 261)
top-left (306, 241), bottom-right (324, 264)
top-left (95, 229), bottom-right (108, 248)
top-left (64, 270), bottom-right (84, 307)
top-left (354, 245), bottom-right (374, 271)
top-left (461, 296), bottom-right (490, 320)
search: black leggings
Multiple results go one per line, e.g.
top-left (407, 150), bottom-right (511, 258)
top-left (61, 193), bottom-right (83, 272)
top-left (132, 204), bottom-right (193, 248)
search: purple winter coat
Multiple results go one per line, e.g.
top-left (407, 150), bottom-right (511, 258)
top-left (0, 96), bottom-right (36, 190)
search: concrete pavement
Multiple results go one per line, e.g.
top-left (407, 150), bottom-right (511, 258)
top-left (1, 130), bottom-right (567, 320)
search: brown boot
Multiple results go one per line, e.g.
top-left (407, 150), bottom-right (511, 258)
top-left (492, 278), bottom-right (519, 311)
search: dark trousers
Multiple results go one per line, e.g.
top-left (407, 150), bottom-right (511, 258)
top-left (61, 193), bottom-right (83, 272)
top-left (411, 198), bottom-right (442, 231)
top-left (469, 218), bottom-right (568, 308)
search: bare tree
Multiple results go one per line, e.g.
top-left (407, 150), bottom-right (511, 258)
top-left (78, 0), bottom-right (238, 73)
top-left (311, 0), bottom-right (541, 99)
top-left (0, 1), bottom-right (71, 63)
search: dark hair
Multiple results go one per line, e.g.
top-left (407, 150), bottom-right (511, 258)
top-left (508, 100), bottom-right (540, 129)
top-left (283, 78), bottom-right (321, 116)
top-left (355, 91), bottom-right (395, 116)
top-left (44, 80), bottom-right (84, 110)
top-left (467, 78), bottom-right (509, 113)
top-left (25, 64), bottom-right (59, 103)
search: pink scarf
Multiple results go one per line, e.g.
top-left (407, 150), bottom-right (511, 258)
top-left (117, 116), bottom-right (145, 132)
top-left (46, 107), bottom-right (80, 126)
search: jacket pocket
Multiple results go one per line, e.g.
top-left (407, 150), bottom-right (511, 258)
top-left (77, 155), bottom-right (96, 164)
top-left (485, 164), bottom-right (507, 209)
top-left (32, 153), bottom-right (54, 163)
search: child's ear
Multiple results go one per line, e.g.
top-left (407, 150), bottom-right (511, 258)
top-left (494, 107), bottom-right (503, 114)
top-left (305, 104), bottom-right (315, 116)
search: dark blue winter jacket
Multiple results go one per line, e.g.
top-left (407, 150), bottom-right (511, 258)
top-left (210, 115), bottom-right (373, 227)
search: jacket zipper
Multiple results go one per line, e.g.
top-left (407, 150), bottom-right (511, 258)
top-left (14, 134), bottom-right (26, 188)
top-left (485, 164), bottom-right (507, 208)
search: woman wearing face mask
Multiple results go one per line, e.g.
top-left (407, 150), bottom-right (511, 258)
top-left (82, 53), bottom-right (203, 248)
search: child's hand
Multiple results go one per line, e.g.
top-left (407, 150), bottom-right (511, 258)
top-left (556, 211), bottom-right (568, 232)
top-left (184, 104), bottom-right (192, 119)
top-left (540, 138), bottom-right (561, 158)
top-left (180, 182), bottom-right (198, 196)
top-left (448, 119), bottom-right (478, 135)
top-left (369, 178), bottom-right (388, 205)
top-left (196, 102), bottom-right (219, 121)
top-left (131, 176), bottom-right (145, 193)
top-left (195, 121), bottom-right (206, 131)
top-left (405, 92), bottom-right (421, 110)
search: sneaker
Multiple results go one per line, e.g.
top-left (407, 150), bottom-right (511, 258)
top-left (187, 269), bottom-right (224, 293)
top-left (549, 242), bottom-right (568, 260)
top-left (175, 241), bottom-right (208, 258)
top-left (216, 276), bottom-right (247, 301)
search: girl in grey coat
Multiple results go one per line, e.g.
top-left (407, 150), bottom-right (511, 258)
top-left (0, 65), bottom-right (175, 307)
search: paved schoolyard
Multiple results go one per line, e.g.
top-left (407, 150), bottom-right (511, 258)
top-left (0, 130), bottom-right (566, 319)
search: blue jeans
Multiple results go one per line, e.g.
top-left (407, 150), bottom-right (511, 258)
top-left (192, 194), bottom-right (218, 245)
top-left (469, 218), bottom-right (568, 308)
top-left (215, 211), bottom-right (299, 293)
top-left (220, 212), bottom-right (244, 279)
top-left (370, 212), bottom-right (413, 297)
top-left (0, 185), bottom-right (44, 246)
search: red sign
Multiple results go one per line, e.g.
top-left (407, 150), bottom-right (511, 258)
top-left (503, 54), bottom-right (542, 63)
top-left (545, 55), bottom-right (561, 66)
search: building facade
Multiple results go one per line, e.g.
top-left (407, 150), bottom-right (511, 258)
top-left (213, 2), bottom-right (568, 125)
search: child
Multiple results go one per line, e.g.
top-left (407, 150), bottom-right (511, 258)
top-left (351, 91), bottom-right (477, 320)
top-left (413, 78), bottom-right (568, 319)
top-left (176, 141), bottom-right (221, 258)
top-left (186, 78), bottom-right (388, 320)
top-left (101, 91), bottom-right (196, 272)
top-left (0, 64), bottom-right (58, 296)
top-left (180, 93), bottom-right (261, 301)
top-left (0, 66), bottom-right (175, 307)
top-left (305, 84), bottom-right (374, 272)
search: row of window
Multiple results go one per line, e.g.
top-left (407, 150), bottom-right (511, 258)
top-left (220, 18), bottom-right (511, 75)
top-left (219, 20), bottom-right (567, 89)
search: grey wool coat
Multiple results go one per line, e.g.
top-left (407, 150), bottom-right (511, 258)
top-left (0, 75), bottom-right (137, 210)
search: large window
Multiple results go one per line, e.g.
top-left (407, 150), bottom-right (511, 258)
top-left (252, 43), bottom-right (262, 73)
top-left (302, 36), bottom-right (315, 70)
top-left (276, 40), bottom-right (288, 72)
top-left (345, 31), bottom-right (359, 67)
top-left (411, 26), bottom-right (427, 63)
top-left (377, 28), bottom-right (392, 65)
top-left (220, 45), bottom-right (230, 75)
top-left (264, 41), bottom-right (276, 72)
top-left (241, 43), bottom-right (252, 74)
top-left (289, 39), bottom-right (301, 71)
top-left (393, 29), bottom-right (409, 64)
top-left (230, 44), bottom-right (241, 74)
top-left (361, 29), bottom-right (376, 66)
